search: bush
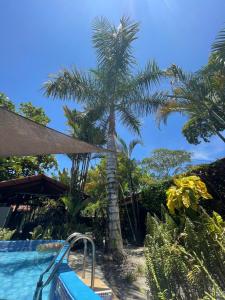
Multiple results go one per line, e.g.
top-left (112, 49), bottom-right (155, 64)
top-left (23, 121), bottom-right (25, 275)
top-left (145, 210), bottom-right (225, 300)
top-left (141, 180), bottom-right (172, 216)
top-left (0, 228), bottom-right (15, 240)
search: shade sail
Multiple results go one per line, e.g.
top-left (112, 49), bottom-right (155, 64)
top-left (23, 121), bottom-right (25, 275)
top-left (0, 107), bottom-right (107, 157)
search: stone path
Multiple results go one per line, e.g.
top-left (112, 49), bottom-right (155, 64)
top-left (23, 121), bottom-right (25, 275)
top-left (69, 246), bottom-right (148, 300)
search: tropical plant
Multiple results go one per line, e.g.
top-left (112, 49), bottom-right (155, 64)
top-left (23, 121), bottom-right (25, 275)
top-left (157, 26), bottom-right (225, 145)
top-left (0, 228), bottom-right (15, 240)
top-left (117, 137), bottom-right (143, 242)
top-left (142, 148), bottom-right (192, 179)
top-left (64, 106), bottom-right (105, 198)
top-left (84, 155), bottom-right (153, 246)
top-left (166, 175), bottom-right (212, 215)
top-left (145, 209), bottom-right (225, 300)
top-left (44, 16), bottom-right (164, 257)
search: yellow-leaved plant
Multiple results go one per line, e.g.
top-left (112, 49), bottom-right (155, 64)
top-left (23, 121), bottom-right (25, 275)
top-left (166, 175), bottom-right (212, 214)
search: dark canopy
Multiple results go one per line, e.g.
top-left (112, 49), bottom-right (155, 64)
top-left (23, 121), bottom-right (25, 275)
top-left (0, 107), bottom-right (106, 157)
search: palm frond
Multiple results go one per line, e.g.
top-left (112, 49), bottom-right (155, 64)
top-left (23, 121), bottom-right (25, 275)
top-left (128, 139), bottom-right (143, 157)
top-left (43, 68), bottom-right (100, 103)
top-left (92, 16), bottom-right (139, 77)
top-left (212, 26), bottom-right (225, 61)
top-left (130, 91), bottom-right (167, 116)
top-left (156, 100), bottom-right (188, 125)
top-left (117, 104), bottom-right (141, 135)
top-left (116, 136), bottom-right (128, 155)
top-left (136, 60), bottom-right (163, 90)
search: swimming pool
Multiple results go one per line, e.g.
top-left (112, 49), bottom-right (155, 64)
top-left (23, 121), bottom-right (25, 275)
top-left (0, 240), bottom-right (102, 300)
top-left (0, 250), bottom-right (55, 300)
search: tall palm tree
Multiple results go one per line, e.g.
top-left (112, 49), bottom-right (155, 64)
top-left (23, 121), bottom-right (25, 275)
top-left (44, 17), bottom-right (163, 257)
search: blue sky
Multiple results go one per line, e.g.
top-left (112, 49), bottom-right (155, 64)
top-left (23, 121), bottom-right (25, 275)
top-left (0, 0), bottom-right (225, 170)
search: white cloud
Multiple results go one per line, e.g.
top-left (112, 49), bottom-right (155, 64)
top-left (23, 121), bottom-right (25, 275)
top-left (188, 135), bottom-right (225, 163)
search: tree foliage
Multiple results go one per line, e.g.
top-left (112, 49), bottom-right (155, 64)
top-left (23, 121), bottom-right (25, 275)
top-left (0, 92), bottom-right (57, 180)
top-left (142, 148), bottom-right (192, 179)
top-left (157, 26), bottom-right (225, 145)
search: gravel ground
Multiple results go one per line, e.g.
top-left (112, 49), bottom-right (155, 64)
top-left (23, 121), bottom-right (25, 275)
top-left (69, 246), bottom-right (148, 300)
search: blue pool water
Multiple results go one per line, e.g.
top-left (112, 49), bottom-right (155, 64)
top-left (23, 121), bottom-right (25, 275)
top-left (0, 250), bottom-right (55, 300)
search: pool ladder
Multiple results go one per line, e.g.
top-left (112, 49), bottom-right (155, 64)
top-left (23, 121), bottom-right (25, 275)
top-left (33, 232), bottom-right (96, 300)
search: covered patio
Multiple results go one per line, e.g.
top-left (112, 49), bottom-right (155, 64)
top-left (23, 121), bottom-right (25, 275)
top-left (0, 174), bottom-right (69, 231)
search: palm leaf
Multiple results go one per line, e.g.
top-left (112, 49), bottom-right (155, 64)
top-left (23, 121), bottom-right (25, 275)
top-left (116, 136), bottom-right (128, 154)
top-left (117, 104), bottom-right (141, 135)
top-left (136, 60), bottom-right (163, 90)
top-left (156, 99), bottom-right (188, 125)
top-left (43, 68), bottom-right (99, 103)
top-left (212, 26), bottom-right (225, 61)
top-left (130, 91), bottom-right (167, 116)
top-left (92, 16), bottom-right (139, 77)
top-left (128, 139), bottom-right (143, 157)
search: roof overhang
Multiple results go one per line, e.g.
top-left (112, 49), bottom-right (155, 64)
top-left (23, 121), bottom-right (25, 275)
top-left (0, 174), bottom-right (68, 204)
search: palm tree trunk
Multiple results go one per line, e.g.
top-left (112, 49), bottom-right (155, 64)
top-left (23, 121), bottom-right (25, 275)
top-left (106, 107), bottom-right (124, 258)
top-left (128, 172), bottom-right (138, 242)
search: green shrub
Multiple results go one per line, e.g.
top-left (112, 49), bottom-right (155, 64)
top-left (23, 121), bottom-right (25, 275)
top-left (31, 225), bottom-right (53, 240)
top-left (125, 270), bottom-right (138, 283)
top-left (145, 210), bottom-right (225, 300)
top-left (141, 180), bottom-right (172, 216)
top-left (0, 228), bottom-right (15, 240)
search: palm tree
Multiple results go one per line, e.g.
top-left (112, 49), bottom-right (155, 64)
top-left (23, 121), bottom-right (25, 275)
top-left (44, 17), bottom-right (163, 257)
top-left (157, 64), bottom-right (225, 144)
top-left (64, 106), bottom-right (105, 195)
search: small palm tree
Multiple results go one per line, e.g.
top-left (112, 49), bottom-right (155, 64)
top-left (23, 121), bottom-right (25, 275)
top-left (157, 64), bottom-right (225, 143)
top-left (64, 106), bottom-right (105, 217)
top-left (44, 17), bottom-right (163, 257)
top-left (117, 137), bottom-right (142, 242)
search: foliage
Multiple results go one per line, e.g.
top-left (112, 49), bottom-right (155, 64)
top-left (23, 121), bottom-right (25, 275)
top-left (0, 93), bottom-right (57, 181)
top-left (31, 225), bottom-right (53, 240)
top-left (145, 209), bottom-right (225, 300)
top-left (0, 228), bottom-right (15, 240)
top-left (57, 168), bottom-right (71, 186)
top-left (142, 148), bottom-right (192, 179)
top-left (141, 180), bottom-right (172, 216)
top-left (25, 199), bottom-right (69, 240)
top-left (212, 25), bottom-right (225, 62)
top-left (187, 158), bottom-right (225, 217)
top-left (0, 92), bottom-right (15, 111)
top-left (157, 27), bottom-right (225, 145)
top-left (64, 106), bottom-right (106, 145)
top-left (61, 194), bottom-right (91, 220)
top-left (166, 175), bottom-right (213, 215)
top-left (19, 102), bottom-right (50, 125)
